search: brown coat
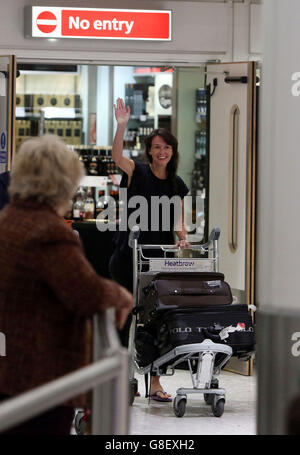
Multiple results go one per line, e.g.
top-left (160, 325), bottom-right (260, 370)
top-left (0, 200), bottom-right (125, 406)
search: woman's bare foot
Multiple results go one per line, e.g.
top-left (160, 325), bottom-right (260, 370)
top-left (149, 376), bottom-right (171, 399)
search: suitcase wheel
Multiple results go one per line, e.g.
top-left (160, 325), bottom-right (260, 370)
top-left (204, 393), bottom-right (214, 405)
top-left (211, 398), bottom-right (225, 417)
top-left (173, 395), bottom-right (187, 418)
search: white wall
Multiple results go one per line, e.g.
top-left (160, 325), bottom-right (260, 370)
top-left (233, 2), bottom-right (262, 61)
top-left (0, 1), bottom-right (262, 64)
top-left (256, 0), bottom-right (300, 311)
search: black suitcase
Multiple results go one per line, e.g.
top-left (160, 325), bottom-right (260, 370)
top-left (138, 272), bottom-right (233, 325)
top-left (156, 304), bottom-right (255, 358)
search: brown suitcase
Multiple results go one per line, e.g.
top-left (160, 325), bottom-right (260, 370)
top-left (138, 272), bottom-right (233, 325)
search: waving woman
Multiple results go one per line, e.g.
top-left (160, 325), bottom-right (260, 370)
top-left (109, 98), bottom-right (190, 402)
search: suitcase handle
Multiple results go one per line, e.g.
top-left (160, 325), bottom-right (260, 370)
top-left (202, 327), bottom-right (222, 342)
top-left (170, 288), bottom-right (215, 296)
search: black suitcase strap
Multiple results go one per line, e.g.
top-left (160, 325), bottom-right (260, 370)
top-left (169, 288), bottom-right (220, 296)
top-left (162, 303), bottom-right (250, 315)
top-left (153, 272), bottom-right (225, 281)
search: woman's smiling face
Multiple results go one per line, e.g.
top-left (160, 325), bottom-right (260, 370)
top-left (149, 135), bottom-right (173, 166)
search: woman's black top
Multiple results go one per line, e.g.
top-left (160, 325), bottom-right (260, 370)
top-left (113, 160), bottom-right (189, 256)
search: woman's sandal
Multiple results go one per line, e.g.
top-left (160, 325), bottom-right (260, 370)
top-left (149, 390), bottom-right (172, 402)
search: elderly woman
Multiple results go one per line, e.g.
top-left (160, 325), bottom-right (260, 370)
top-left (0, 134), bottom-right (133, 435)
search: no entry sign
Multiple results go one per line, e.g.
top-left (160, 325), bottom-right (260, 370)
top-left (25, 6), bottom-right (172, 41)
top-left (36, 11), bottom-right (57, 34)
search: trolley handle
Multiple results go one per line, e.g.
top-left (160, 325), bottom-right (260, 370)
top-left (201, 227), bottom-right (220, 250)
top-left (128, 225), bottom-right (141, 248)
top-left (128, 226), bottom-right (220, 251)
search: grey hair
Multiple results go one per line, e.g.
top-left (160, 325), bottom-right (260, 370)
top-left (9, 134), bottom-right (84, 209)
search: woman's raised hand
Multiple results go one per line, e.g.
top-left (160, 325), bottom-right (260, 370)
top-left (175, 238), bottom-right (191, 249)
top-left (114, 98), bottom-right (130, 125)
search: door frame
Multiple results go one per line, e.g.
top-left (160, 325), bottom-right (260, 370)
top-left (206, 61), bottom-right (257, 375)
top-left (0, 54), bottom-right (17, 171)
top-left (13, 57), bottom-right (258, 374)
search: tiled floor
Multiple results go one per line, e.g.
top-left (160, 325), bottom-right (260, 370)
top-left (129, 369), bottom-right (257, 435)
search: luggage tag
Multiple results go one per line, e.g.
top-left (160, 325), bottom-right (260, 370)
top-left (219, 323), bottom-right (246, 341)
top-left (205, 280), bottom-right (222, 288)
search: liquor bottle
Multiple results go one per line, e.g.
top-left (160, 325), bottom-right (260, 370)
top-left (95, 190), bottom-right (106, 217)
top-left (72, 188), bottom-right (85, 221)
top-left (88, 149), bottom-right (98, 176)
top-left (84, 188), bottom-right (95, 220)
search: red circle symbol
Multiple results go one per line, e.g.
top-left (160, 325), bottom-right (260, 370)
top-left (36, 11), bottom-right (57, 34)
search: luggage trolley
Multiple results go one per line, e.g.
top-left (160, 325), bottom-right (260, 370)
top-left (128, 227), bottom-right (233, 418)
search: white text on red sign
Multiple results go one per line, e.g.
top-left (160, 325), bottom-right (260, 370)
top-left (28, 7), bottom-right (172, 41)
top-left (69, 17), bottom-right (134, 35)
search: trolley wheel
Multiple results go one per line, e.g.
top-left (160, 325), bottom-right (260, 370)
top-left (74, 411), bottom-right (87, 435)
top-left (211, 398), bottom-right (225, 417)
top-left (173, 395), bottom-right (187, 418)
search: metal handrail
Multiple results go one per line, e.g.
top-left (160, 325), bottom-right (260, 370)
top-left (0, 312), bottom-right (129, 435)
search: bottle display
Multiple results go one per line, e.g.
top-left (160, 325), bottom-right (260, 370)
top-left (196, 89), bottom-right (207, 123)
top-left (16, 93), bottom-right (82, 152)
top-left (192, 87), bottom-right (208, 196)
top-left (195, 131), bottom-right (207, 159)
top-left (70, 146), bottom-right (123, 223)
top-left (124, 126), bottom-right (154, 159)
top-left (74, 146), bottom-right (120, 176)
top-left (191, 86), bottom-right (209, 242)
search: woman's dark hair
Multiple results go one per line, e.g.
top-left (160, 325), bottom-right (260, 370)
top-left (144, 128), bottom-right (179, 194)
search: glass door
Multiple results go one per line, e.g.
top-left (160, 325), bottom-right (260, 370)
top-left (0, 55), bottom-right (17, 172)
